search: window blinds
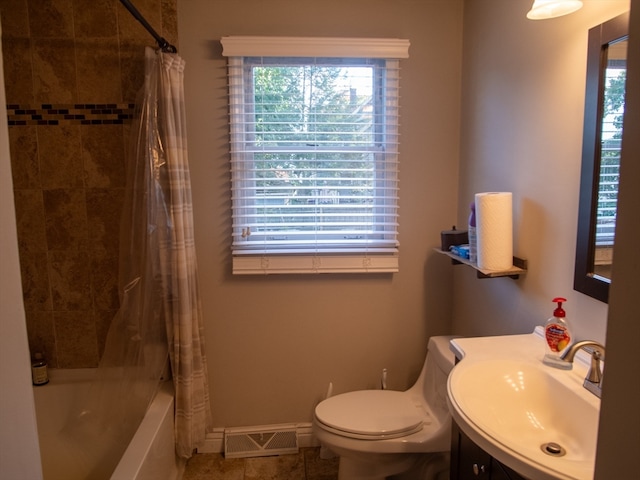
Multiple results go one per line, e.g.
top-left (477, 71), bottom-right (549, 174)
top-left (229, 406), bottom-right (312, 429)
top-left (222, 37), bottom-right (409, 274)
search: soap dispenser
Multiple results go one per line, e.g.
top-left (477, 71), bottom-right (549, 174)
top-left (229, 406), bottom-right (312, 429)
top-left (543, 297), bottom-right (572, 369)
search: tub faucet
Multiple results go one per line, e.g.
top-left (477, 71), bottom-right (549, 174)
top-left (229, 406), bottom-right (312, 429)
top-left (560, 340), bottom-right (605, 398)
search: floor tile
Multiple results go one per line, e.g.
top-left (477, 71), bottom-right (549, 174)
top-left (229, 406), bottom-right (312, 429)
top-left (183, 452), bottom-right (244, 480)
top-left (182, 447), bottom-right (339, 480)
top-left (244, 451), bottom-right (306, 480)
top-left (304, 447), bottom-right (339, 480)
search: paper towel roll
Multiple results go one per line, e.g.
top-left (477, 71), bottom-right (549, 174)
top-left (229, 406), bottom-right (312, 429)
top-left (475, 192), bottom-right (513, 270)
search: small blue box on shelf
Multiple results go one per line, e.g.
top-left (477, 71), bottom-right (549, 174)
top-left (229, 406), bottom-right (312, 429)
top-left (449, 244), bottom-right (470, 260)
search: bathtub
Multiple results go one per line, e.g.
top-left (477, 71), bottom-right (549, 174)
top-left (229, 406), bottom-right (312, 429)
top-left (33, 369), bottom-right (184, 480)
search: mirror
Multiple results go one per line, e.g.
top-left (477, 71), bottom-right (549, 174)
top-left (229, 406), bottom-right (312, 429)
top-left (574, 12), bottom-right (629, 303)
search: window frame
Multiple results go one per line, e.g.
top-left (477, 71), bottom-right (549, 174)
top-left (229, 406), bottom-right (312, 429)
top-left (222, 37), bottom-right (410, 274)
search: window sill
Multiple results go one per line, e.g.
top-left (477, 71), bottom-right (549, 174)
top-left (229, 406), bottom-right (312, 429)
top-left (232, 254), bottom-right (399, 275)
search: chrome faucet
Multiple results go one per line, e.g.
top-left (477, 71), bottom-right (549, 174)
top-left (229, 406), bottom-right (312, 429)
top-left (560, 340), bottom-right (605, 398)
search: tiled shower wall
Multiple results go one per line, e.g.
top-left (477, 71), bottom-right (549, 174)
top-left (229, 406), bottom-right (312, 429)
top-left (1, 0), bottom-right (178, 368)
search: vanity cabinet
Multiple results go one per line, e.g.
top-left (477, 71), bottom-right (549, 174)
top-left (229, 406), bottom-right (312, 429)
top-left (450, 422), bottom-right (527, 480)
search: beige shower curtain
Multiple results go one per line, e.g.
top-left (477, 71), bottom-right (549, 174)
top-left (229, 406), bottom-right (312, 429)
top-left (149, 46), bottom-right (212, 458)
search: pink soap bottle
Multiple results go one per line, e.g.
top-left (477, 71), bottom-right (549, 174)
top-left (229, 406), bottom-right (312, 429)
top-left (543, 297), bottom-right (572, 369)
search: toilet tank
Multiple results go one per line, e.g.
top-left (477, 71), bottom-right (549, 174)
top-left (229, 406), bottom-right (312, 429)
top-left (427, 335), bottom-right (457, 377)
top-left (412, 335), bottom-right (457, 422)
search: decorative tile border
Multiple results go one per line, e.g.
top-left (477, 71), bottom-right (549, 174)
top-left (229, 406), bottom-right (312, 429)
top-left (6, 103), bottom-right (136, 126)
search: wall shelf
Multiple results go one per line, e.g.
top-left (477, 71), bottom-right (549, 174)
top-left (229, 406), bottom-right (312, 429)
top-left (434, 248), bottom-right (527, 279)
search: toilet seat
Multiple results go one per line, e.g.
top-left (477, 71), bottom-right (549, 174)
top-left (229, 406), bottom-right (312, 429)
top-left (314, 390), bottom-right (428, 440)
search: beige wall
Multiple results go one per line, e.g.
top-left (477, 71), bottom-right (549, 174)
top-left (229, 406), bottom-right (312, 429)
top-left (452, 0), bottom-right (629, 341)
top-left (178, 0), bottom-right (463, 427)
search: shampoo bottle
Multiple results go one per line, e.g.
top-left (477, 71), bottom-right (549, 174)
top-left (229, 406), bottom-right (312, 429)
top-left (543, 297), bottom-right (572, 369)
top-left (468, 201), bottom-right (477, 264)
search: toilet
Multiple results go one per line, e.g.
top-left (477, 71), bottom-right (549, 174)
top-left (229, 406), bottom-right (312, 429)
top-left (313, 335), bottom-right (457, 480)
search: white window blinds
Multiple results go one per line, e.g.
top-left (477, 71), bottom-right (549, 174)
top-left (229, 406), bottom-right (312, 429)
top-left (222, 37), bottom-right (409, 274)
top-left (596, 59), bottom-right (625, 248)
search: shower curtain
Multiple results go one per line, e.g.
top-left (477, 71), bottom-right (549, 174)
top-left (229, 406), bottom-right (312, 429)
top-left (63, 46), bottom-right (211, 478)
top-left (149, 46), bottom-right (213, 458)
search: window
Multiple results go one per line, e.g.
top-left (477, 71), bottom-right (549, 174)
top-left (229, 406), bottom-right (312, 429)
top-left (594, 47), bottom-right (625, 273)
top-left (222, 37), bottom-right (409, 274)
top-left (596, 58), bottom-right (625, 248)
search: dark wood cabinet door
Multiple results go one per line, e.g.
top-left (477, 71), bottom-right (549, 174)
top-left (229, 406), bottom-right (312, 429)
top-left (451, 422), bottom-right (528, 480)
top-left (490, 458), bottom-right (527, 480)
top-left (451, 422), bottom-right (491, 479)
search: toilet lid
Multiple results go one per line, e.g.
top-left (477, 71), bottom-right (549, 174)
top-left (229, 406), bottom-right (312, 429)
top-left (315, 390), bottom-right (425, 439)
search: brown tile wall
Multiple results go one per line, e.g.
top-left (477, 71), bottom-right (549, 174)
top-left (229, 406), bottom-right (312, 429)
top-left (1, 0), bottom-right (178, 368)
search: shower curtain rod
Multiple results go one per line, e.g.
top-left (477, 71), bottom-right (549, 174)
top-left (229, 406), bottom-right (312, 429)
top-left (119, 0), bottom-right (177, 53)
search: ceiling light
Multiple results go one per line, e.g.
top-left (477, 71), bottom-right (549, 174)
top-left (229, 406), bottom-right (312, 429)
top-left (527, 0), bottom-right (583, 20)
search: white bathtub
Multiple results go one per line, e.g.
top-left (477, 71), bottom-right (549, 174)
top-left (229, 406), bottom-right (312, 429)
top-left (33, 369), bottom-right (184, 480)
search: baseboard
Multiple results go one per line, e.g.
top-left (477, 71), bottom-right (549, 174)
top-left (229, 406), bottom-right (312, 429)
top-left (198, 422), bottom-right (319, 454)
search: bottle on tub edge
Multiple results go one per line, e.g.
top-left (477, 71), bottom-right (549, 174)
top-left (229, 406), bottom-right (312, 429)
top-left (31, 352), bottom-right (49, 386)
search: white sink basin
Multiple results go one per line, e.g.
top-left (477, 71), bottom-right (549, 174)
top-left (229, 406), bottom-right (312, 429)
top-left (447, 330), bottom-right (601, 480)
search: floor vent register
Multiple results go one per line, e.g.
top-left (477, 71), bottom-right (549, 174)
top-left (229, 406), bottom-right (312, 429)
top-left (224, 424), bottom-right (299, 458)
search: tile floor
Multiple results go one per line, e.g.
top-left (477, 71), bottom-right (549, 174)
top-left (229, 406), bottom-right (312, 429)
top-left (182, 447), bottom-right (339, 480)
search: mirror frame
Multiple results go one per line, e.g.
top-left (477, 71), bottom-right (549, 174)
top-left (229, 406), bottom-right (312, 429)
top-left (574, 11), bottom-right (629, 303)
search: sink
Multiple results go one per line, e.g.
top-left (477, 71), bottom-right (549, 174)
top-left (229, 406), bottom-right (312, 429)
top-left (447, 330), bottom-right (601, 480)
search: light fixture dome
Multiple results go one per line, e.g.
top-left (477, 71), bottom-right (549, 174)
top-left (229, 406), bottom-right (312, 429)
top-left (527, 0), bottom-right (583, 20)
